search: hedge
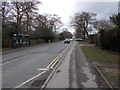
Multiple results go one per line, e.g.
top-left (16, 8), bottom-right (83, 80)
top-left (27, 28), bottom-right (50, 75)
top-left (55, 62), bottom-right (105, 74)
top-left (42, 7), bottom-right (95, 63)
top-left (89, 27), bottom-right (120, 52)
top-left (2, 38), bottom-right (12, 48)
top-left (100, 28), bottom-right (120, 52)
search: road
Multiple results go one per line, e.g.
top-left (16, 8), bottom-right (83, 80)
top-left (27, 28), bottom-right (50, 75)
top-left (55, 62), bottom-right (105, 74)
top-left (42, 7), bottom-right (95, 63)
top-left (2, 41), bottom-right (68, 88)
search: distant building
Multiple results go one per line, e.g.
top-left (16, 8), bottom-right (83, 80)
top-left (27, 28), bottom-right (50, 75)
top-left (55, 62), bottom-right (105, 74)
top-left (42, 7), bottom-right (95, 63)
top-left (118, 1), bottom-right (120, 13)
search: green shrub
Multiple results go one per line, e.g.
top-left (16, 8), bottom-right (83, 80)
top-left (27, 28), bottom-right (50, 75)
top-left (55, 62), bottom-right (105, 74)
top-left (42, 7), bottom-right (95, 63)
top-left (31, 39), bottom-right (45, 45)
top-left (88, 35), bottom-right (95, 44)
top-left (100, 27), bottom-right (120, 52)
top-left (35, 39), bottom-right (45, 44)
top-left (2, 38), bottom-right (12, 48)
top-left (93, 34), bottom-right (101, 48)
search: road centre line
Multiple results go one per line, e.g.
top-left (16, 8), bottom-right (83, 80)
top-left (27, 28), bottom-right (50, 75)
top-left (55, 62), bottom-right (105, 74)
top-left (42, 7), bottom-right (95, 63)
top-left (2, 42), bottom-right (69, 66)
top-left (2, 49), bottom-right (25, 56)
top-left (2, 42), bottom-right (57, 56)
top-left (1, 54), bottom-right (30, 66)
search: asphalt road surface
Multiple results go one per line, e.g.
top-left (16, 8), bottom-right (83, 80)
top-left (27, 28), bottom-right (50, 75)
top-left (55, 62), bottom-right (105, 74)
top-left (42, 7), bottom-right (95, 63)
top-left (2, 41), bottom-right (68, 88)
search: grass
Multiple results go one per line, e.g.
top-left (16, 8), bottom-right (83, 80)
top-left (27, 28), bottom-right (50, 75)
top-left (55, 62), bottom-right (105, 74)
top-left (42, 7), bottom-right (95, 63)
top-left (99, 67), bottom-right (118, 88)
top-left (80, 45), bottom-right (119, 88)
top-left (81, 46), bottom-right (118, 63)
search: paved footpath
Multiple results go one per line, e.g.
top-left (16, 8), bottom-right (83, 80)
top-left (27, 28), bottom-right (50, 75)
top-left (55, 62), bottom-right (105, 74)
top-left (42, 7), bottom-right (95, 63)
top-left (45, 42), bottom-right (109, 89)
top-left (70, 42), bottom-right (98, 88)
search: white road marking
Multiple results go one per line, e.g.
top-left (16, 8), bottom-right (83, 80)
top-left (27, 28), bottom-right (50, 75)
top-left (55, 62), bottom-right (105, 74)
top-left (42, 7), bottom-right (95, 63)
top-left (37, 68), bottom-right (49, 71)
top-left (2, 49), bottom-right (25, 56)
top-left (2, 54), bottom-right (30, 65)
top-left (4, 45), bottom-right (69, 89)
top-left (14, 71), bottom-right (46, 88)
top-left (14, 45), bottom-right (69, 88)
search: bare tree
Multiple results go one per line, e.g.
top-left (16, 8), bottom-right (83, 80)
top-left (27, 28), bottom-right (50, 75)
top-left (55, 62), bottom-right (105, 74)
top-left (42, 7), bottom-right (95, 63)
top-left (10, 2), bottom-right (25, 33)
top-left (34, 14), bottom-right (48, 38)
top-left (71, 12), bottom-right (97, 37)
top-left (92, 19), bottom-right (113, 30)
top-left (2, 2), bottom-right (12, 22)
top-left (62, 30), bottom-right (73, 39)
top-left (10, 1), bottom-right (41, 34)
top-left (45, 14), bottom-right (63, 33)
top-left (21, 1), bottom-right (41, 35)
top-left (75, 29), bottom-right (84, 38)
top-left (34, 14), bottom-right (62, 42)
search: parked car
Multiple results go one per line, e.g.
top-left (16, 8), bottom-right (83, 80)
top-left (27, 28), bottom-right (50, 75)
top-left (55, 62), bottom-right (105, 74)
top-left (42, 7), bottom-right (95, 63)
top-left (69, 38), bottom-right (73, 41)
top-left (64, 39), bottom-right (70, 43)
top-left (75, 38), bottom-right (83, 41)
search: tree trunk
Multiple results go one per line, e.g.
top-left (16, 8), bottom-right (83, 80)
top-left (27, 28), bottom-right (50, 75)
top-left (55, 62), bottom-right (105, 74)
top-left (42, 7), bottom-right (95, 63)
top-left (84, 27), bottom-right (89, 37)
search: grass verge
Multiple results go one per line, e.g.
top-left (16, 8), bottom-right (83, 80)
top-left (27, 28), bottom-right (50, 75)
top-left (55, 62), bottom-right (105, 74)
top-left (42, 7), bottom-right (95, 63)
top-left (79, 40), bottom-right (90, 44)
top-left (81, 46), bottom-right (118, 63)
top-left (80, 45), bottom-right (119, 88)
top-left (99, 67), bottom-right (118, 88)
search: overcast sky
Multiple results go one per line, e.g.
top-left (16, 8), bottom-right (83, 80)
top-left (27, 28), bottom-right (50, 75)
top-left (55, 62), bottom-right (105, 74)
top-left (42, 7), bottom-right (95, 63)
top-left (38, 0), bottom-right (119, 33)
